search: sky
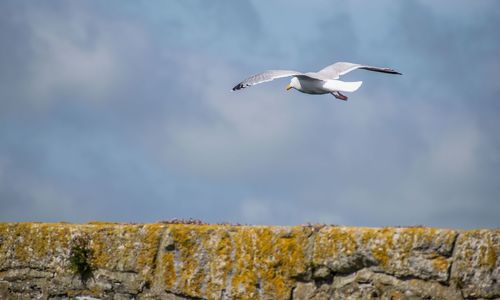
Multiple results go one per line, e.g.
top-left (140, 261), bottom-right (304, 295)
top-left (0, 0), bottom-right (499, 228)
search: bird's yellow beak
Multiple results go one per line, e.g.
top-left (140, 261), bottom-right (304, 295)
top-left (285, 84), bottom-right (292, 91)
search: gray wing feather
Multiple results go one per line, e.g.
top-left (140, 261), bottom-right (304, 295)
top-left (232, 70), bottom-right (303, 91)
top-left (317, 62), bottom-right (402, 79)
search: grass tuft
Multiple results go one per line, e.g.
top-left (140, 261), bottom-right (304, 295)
top-left (69, 234), bottom-right (94, 284)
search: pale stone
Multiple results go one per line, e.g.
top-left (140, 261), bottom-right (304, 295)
top-left (312, 266), bottom-right (331, 279)
top-left (293, 282), bottom-right (316, 299)
top-left (450, 229), bottom-right (500, 299)
top-left (0, 223), bottom-right (498, 299)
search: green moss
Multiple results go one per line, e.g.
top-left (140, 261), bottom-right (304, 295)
top-left (69, 234), bottom-right (94, 283)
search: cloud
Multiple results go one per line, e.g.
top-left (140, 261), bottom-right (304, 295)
top-left (158, 59), bottom-right (317, 179)
top-left (28, 17), bottom-right (119, 102)
top-left (0, 1), bottom-right (156, 114)
top-left (31, 5), bottom-right (155, 104)
top-left (0, 0), bottom-right (499, 228)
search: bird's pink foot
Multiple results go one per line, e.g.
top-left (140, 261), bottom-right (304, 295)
top-left (331, 92), bottom-right (348, 101)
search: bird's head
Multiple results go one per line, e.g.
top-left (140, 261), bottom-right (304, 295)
top-left (285, 77), bottom-right (300, 91)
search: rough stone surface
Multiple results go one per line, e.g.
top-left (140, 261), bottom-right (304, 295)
top-left (0, 223), bottom-right (498, 299)
top-left (450, 230), bottom-right (500, 299)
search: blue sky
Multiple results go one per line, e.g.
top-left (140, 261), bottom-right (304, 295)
top-left (1, 0), bottom-right (499, 228)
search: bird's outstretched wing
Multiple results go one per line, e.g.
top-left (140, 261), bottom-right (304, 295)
top-left (232, 70), bottom-right (303, 91)
top-left (317, 62), bottom-right (402, 79)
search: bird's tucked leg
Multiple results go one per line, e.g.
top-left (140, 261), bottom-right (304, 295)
top-left (331, 91), bottom-right (348, 101)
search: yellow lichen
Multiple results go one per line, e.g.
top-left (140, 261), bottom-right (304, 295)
top-left (85, 223), bottom-right (163, 283)
top-left (432, 257), bottom-right (449, 273)
top-left (204, 227), bottom-right (233, 298)
top-left (87, 224), bottom-right (127, 268)
top-left (10, 223), bottom-right (72, 265)
top-left (162, 252), bottom-right (176, 288)
top-left (368, 228), bottom-right (394, 267)
top-left (362, 227), bottom-right (451, 271)
top-left (386, 289), bottom-right (405, 300)
top-left (137, 224), bottom-right (164, 272)
top-left (167, 225), bottom-right (211, 297)
top-left (0, 223), bottom-right (494, 300)
top-left (255, 227), bottom-right (286, 299)
top-left (479, 240), bottom-right (497, 269)
top-left (314, 227), bottom-right (360, 266)
top-left (229, 227), bottom-right (259, 299)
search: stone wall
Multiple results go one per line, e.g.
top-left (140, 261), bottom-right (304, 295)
top-left (0, 223), bottom-right (498, 299)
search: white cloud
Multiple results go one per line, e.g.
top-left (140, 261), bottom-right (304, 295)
top-left (161, 61), bottom-right (317, 179)
top-left (23, 4), bottom-right (147, 105)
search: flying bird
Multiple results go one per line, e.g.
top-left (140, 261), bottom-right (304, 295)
top-left (232, 62), bottom-right (402, 101)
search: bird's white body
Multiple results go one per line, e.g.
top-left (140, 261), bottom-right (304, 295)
top-left (289, 77), bottom-right (363, 95)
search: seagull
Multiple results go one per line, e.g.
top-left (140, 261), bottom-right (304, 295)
top-left (232, 62), bottom-right (402, 101)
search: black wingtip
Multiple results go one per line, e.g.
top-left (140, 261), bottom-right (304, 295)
top-left (232, 83), bottom-right (246, 91)
top-left (380, 68), bottom-right (403, 75)
top-left (385, 68), bottom-right (402, 75)
top-left (362, 66), bottom-right (402, 75)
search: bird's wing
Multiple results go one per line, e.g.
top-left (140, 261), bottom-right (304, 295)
top-left (317, 62), bottom-right (402, 79)
top-left (232, 70), bottom-right (303, 91)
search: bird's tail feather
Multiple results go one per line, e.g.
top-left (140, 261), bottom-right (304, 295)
top-left (324, 80), bottom-right (363, 93)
